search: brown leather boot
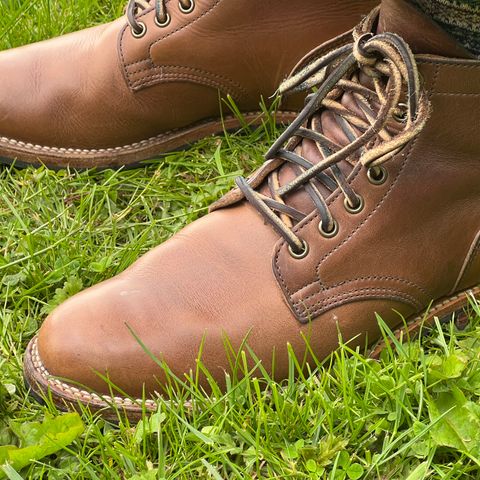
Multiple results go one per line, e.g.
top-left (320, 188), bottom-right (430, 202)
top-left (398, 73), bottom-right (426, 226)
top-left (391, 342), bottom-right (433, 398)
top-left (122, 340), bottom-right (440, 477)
top-left (24, 0), bottom-right (479, 420)
top-left (0, 0), bottom-right (374, 169)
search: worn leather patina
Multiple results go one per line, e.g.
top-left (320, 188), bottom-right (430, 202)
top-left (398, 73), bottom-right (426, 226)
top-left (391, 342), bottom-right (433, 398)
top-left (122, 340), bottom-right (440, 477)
top-left (0, 0), bottom-right (374, 168)
top-left (24, 0), bottom-right (480, 420)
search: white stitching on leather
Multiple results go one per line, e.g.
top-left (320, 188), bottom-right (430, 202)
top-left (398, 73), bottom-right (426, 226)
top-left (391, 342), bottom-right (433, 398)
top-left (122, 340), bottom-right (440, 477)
top-left (29, 286), bottom-right (480, 411)
top-left (0, 111), bottom-right (295, 157)
top-left (30, 338), bottom-right (157, 410)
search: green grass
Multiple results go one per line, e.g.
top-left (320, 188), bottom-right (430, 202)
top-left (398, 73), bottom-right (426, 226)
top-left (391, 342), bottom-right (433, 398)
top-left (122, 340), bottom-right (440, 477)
top-left (0, 1), bottom-right (480, 478)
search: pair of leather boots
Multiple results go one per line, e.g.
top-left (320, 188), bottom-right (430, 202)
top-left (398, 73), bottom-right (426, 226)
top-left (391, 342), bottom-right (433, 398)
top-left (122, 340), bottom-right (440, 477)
top-left (4, 0), bottom-right (476, 420)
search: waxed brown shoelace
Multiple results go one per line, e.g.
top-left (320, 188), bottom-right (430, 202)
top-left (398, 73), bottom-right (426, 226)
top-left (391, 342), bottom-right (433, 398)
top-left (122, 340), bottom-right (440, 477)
top-left (236, 22), bottom-right (431, 258)
top-left (127, 0), bottom-right (195, 37)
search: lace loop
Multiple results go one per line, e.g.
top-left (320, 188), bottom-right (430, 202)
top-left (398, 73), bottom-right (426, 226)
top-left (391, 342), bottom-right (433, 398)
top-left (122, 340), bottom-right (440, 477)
top-left (236, 27), bottom-right (431, 254)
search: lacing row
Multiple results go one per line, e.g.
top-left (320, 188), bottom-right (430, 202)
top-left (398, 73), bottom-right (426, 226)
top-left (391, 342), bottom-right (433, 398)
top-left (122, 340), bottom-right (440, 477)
top-left (236, 28), bottom-right (430, 258)
top-left (126, 0), bottom-right (195, 37)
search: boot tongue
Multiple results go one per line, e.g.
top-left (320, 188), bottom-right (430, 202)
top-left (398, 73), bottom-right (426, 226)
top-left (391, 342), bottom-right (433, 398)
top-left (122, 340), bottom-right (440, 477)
top-left (377, 0), bottom-right (474, 58)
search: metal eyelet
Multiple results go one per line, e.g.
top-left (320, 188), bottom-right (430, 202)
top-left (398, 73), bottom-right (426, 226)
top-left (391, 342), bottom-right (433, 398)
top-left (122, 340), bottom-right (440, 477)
top-left (288, 240), bottom-right (309, 260)
top-left (367, 166), bottom-right (388, 186)
top-left (344, 195), bottom-right (364, 215)
top-left (319, 219), bottom-right (339, 239)
top-left (131, 21), bottom-right (147, 38)
top-left (392, 102), bottom-right (408, 123)
top-left (155, 13), bottom-right (171, 28)
top-left (179, 0), bottom-right (195, 14)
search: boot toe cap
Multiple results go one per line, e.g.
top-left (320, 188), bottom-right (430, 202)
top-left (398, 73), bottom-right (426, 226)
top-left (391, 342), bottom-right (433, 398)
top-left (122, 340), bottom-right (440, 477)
top-left (35, 278), bottom-right (168, 398)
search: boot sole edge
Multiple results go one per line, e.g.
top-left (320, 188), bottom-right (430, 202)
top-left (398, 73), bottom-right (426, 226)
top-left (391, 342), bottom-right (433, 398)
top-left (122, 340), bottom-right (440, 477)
top-left (0, 111), bottom-right (298, 171)
top-left (24, 285), bottom-right (480, 421)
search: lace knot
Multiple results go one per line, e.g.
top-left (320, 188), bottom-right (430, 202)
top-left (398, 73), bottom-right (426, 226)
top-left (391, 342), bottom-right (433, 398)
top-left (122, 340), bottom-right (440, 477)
top-left (233, 12), bottom-right (431, 254)
top-left (353, 33), bottom-right (378, 67)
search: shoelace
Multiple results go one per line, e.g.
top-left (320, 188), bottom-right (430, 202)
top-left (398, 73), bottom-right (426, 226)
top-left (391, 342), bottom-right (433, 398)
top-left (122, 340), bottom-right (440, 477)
top-left (126, 0), bottom-right (195, 37)
top-left (236, 24), bottom-right (431, 259)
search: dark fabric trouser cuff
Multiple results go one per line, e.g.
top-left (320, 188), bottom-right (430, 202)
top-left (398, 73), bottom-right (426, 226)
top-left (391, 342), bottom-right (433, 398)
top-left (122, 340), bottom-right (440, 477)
top-left (409, 0), bottom-right (480, 56)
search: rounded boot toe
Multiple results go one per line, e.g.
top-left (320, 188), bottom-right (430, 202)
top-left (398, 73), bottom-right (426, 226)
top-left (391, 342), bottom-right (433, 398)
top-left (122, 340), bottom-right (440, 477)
top-left (36, 276), bottom-right (171, 399)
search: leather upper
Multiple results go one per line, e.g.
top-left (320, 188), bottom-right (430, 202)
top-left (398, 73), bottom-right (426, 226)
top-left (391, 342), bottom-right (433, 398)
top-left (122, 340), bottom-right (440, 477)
top-left (36, 0), bottom-right (480, 397)
top-left (0, 0), bottom-right (374, 150)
